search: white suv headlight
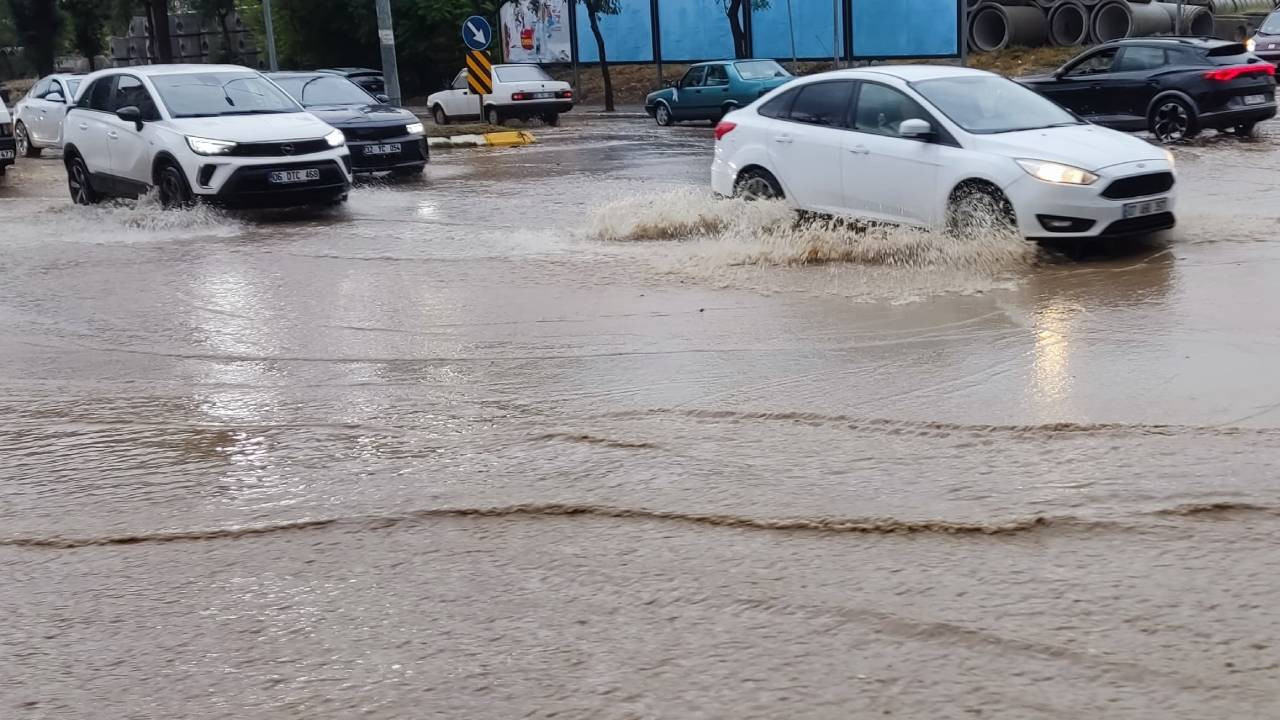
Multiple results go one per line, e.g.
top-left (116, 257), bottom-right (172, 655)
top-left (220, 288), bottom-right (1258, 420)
top-left (187, 136), bottom-right (236, 155)
top-left (405, 121), bottom-right (424, 136)
top-left (1015, 159), bottom-right (1099, 186)
top-left (324, 128), bottom-right (345, 147)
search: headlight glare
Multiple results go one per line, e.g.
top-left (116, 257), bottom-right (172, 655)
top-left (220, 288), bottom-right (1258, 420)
top-left (186, 136), bottom-right (236, 155)
top-left (1015, 159), bottom-right (1099, 186)
top-left (324, 128), bottom-right (345, 147)
top-left (1163, 148), bottom-right (1175, 167)
top-left (405, 121), bottom-right (425, 136)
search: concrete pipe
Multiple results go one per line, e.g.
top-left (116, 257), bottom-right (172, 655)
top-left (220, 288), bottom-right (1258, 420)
top-left (1156, 2), bottom-right (1215, 36)
top-left (1092, 0), bottom-right (1174, 42)
top-left (1202, 0), bottom-right (1276, 14)
top-left (1049, 1), bottom-right (1091, 45)
top-left (970, 3), bottom-right (1050, 52)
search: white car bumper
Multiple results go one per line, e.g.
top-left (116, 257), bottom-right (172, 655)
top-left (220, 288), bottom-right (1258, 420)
top-left (1006, 159), bottom-right (1177, 240)
top-left (180, 148), bottom-right (352, 207)
top-left (711, 149), bottom-right (735, 197)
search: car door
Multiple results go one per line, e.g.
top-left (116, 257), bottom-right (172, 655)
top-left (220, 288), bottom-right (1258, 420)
top-left (70, 76), bottom-right (117, 176)
top-left (1042, 47), bottom-right (1120, 119)
top-left (445, 70), bottom-right (481, 119)
top-left (766, 80), bottom-right (854, 213)
top-left (1104, 45), bottom-right (1167, 124)
top-left (696, 64), bottom-right (733, 118)
top-left (843, 81), bottom-right (943, 226)
top-left (23, 77), bottom-right (53, 142)
top-left (101, 74), bottom-right (158, 188)
top-left (671, 67), bottom-right (706, 119)
top-left (41, 80), bottom-right (72, 146)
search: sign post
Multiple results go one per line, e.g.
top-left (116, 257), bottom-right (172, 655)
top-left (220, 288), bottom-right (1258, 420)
top-left (463, 16), bottom-right (494, 117)
top-left (375, 0), bottom-right (403, 106)
top-left (262, 0), bottom-right (278, 71)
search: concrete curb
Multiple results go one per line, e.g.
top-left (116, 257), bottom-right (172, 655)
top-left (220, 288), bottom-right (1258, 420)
top-left (427, 131), bottom-right (536, 149)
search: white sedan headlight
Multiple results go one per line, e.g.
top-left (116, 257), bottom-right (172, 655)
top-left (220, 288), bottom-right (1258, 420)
top-left (1163, 148), bottom-right (1176, 168)
top-left (405, 121), bottom-right (425, 136)
top-left (324, 128), bottom-right (346, 147)
top-left (1015, 159), bottom-right (1099, 186)
top-left (186, 136), bottom-right (236, 155)
top-left (1246, 37), bottom-right (1257, 53)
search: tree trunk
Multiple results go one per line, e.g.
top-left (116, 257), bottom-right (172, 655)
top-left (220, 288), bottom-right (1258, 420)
top-left (151, 0), bottom-right (174, 63)
top-left (587, 10), bottom-right (613, 112)
top-left (727, 0), bottom-right (747, 59)
top-left (218, 9), bottom-right (235, 62)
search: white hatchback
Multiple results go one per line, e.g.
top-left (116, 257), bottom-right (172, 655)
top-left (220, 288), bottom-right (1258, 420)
top-left (712, 65), bottom-right (1177, 241)
top-left (62, 65), bottom-right (351, 209)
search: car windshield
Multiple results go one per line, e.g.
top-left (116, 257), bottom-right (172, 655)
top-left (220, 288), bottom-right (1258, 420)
top-left (1261, 12), bottom-right (1280, 34)
top-left (273, 75), bottom-right (373, 106)
top-left (735, 60), bottom-right (790, 80)
top-left (494, 65), bottom-right (552, 82)
top-left (66, 79), bottom-right (82, 96)
top-left (912, 75), bottom-right (1081, 134)
top-left (149, 72), bottom-right (301, 118)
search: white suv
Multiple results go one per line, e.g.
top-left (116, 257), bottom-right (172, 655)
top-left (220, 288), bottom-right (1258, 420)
top-left (63, 65), bottom-right (351, 209)
top-left (428, 64), bottom-right (573, 126)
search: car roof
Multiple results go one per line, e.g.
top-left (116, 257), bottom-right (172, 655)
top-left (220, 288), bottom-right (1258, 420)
top-left (807, 65), bottom-right (996, 83)
top-left (1101, 36), bottom-right (1240, 49)
top-left (321, 67), bottom-right (381, 75)
top-left (95, 64), bottom-right (257, 77)
top-left (267, 71), bottom-right (328, 78)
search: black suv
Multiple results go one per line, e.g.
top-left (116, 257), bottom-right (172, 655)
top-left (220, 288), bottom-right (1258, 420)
top-left (1019, 37), bottom-right (1277, 143)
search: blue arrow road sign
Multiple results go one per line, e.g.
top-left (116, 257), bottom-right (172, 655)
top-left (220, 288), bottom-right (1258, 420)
top-left (462, 16), bottom-right (492, 51)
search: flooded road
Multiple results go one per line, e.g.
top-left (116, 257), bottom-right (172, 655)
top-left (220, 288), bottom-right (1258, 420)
top-left (3, 116), bottom-right (1280, 718)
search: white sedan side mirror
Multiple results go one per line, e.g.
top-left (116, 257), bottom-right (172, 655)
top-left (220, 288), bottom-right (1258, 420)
top-left (899, 118), bottom-right (934, 140)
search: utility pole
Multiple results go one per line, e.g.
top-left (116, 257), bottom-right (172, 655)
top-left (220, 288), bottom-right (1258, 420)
top-left (262, 0), bottom-right (279, 70)
top-left (833, 0), bottom-right (839, 69)
top-left (1176, 0), bottom-right (1184, 34)
top-left (375, 0), bottom-right (403, 106)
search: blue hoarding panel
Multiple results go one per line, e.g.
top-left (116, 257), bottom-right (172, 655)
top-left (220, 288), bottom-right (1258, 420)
top-left (751, 0), bottom-right (844, 61)
top-left (658, 1), bottom-right (736, 61)
top-left (576, 1), bottom-right (654, 62)
top-left (852, 0), bottom-right (959, 57)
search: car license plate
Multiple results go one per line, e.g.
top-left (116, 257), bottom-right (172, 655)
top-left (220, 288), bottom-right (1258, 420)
top-left (362, 143), bottom-right (402, 156)
top-left (269, 169), bottom-right (320, 184)
top-left (1123, 197), bottom-right (1168, 219)
top-left (529, 92), bottom-right (554, 99)
top-left (0, 150), bottom-right (13, 160)
top-left (1244, 93), bottom-right (1268, 105)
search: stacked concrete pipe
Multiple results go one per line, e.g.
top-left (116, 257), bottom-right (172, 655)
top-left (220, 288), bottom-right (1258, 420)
top-left (1091, 0), bottom-right (1175, 42)
top-left (1048, 1), bottom-right (1092, 45)
top-left (970, 2), bottom-right (1050, 52)
top-left (1156, 2), bottom-right (1217, 35)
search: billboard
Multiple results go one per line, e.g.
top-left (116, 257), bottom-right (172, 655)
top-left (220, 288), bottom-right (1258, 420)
top-left (500, 0), bottom-right (572, 64)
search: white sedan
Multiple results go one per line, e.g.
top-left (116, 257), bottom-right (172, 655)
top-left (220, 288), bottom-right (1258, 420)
top-left (712, 65), bottom-right (1177, 241)
top-left (428, 64), bottom-right (573, 127)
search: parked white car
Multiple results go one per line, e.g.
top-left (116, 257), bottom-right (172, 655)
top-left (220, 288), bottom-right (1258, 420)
top-left (712, 66), bottom-right (1178, 241)
top-left (428, 63), bottom-right (573, 126)
top-left (62, 65), bottom-right (351, 208)
top-left (14, 73), bottom-right (85, 157)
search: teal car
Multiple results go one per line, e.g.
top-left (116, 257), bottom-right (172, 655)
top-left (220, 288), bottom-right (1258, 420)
top-left (645, 60), bottom-right (794, 126)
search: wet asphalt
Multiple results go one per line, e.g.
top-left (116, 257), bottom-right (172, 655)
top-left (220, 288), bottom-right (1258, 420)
top-left (3, 114), bottom-right (1280, 718)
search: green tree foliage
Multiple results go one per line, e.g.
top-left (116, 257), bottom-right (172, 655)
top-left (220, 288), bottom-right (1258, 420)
top-left (6, 0), bottom-right (63, 74)
top-left (577, 0), bottom-right (619, 110)
top-left (60, 0), bottom-right (108, 69)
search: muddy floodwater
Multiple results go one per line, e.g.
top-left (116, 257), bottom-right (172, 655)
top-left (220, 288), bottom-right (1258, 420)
top-left (4, 116), bottom-right (1280, 719)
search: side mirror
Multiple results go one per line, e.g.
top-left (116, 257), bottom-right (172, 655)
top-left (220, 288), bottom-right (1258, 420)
top-left (46, 92), bottom-right (64, 104)
top-left (376, 94), bottom-right (391, 104)
top-left (1053, 68), bottom-right (1067, 79)
top-left (116, 105), bottom-right (144, 131)
top-left (899, 118), bottom-right (934, 140)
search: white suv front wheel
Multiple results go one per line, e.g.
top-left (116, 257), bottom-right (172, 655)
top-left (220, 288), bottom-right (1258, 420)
top-left (66, 154), bottom-right (98, 205)
top-left (156, 162), bottom-right (194, 209)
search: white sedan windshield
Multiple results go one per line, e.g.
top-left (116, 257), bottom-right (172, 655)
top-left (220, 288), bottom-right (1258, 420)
top-left (912, 75), bottom-right (1081, 134)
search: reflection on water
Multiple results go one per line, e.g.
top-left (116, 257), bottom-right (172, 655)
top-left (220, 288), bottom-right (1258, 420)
top-left (1031, 301), bottom-right (1080, 415)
